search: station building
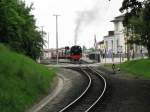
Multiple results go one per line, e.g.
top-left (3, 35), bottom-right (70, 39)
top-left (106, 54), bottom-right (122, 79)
top-left (104, 15), bottom-right (125, 56)
top-left (98, 14), bottom-right (147, 58)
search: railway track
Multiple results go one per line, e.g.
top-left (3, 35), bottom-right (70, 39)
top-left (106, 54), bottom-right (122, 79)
top-left (59, 67), bottom-right (107, 112)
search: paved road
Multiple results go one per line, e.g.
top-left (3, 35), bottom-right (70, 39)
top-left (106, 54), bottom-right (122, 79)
top-left (95, 66), bottom-right (150, 112)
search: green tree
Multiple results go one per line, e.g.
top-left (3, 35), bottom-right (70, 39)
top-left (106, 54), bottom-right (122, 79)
top-left (0, 0), bottom-right (44, 60)
top-left (120, 0), bottom-right (150, 58)
top-left (140, 1), bottom-right (150, 57)
top-left (120, 0), bottom-right (142, 26)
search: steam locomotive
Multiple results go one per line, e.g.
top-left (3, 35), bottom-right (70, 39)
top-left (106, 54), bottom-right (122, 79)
top-left (51, 45), bottom-right (82, 61)
top-left (70, 45), bottom-right (82, 61)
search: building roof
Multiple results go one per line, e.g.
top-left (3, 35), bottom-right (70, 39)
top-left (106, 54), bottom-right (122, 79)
top-left (97, 40), bottom-right (104, 45)
top-left (110, 14), bottom-right (124, 22)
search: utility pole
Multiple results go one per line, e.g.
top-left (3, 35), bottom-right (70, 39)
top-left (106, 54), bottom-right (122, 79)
top-left (41, 26), bottom-right (44, 38)
top-left (47, 32), bottom-right (49, 49)
top-left (39, 26), bottom-right (44, 63)
top-left (94, 34), bottom-right (100, 62)
top-left (111, 40), bottom-right (114, 63)
top-left (41, 26), bottom-right (44, 48)
top-left (47, 32), bottom-right (50, 59)
top-left (53, 14), bottom-right (60, 64)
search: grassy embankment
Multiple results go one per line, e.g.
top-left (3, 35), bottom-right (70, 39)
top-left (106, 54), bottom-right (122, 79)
top-left (119, 59), bottom-right (150, 78)
top-left (104, 59), bottom-right (150, 78)
top-left (0, 44), bottom-right (56, 112)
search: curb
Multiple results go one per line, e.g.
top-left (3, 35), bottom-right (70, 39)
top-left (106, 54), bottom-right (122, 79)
top-left (27, 75), bottom-right (64, 112)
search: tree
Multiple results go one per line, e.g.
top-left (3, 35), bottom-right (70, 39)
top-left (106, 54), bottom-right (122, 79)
top-left (120, 0), bottom-right (150, 58)
top-left (0, 0), bottom-right (44, 60)
top-left (120, 0), bottom-right (142, 26)
top-left (140, 1), bottom-right (150, 57)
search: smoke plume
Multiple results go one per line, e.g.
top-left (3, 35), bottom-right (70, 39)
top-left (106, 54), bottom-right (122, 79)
top-left (74, 0), bottom-right (108, 45)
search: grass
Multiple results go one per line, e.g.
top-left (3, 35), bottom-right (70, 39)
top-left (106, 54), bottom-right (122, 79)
top-left (103, 64), bottom-right (113, 68)
top-left (120, 59), bottom-right (150, 78)
top-left (103, 59), bottom-right (150, 78)
top-left (0, 44), bottom-right (56, 112)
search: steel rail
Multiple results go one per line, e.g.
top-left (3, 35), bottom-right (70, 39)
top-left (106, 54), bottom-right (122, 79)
top-left (59, 67), bottom-right (107, 112)
top-left (59, 68), bottom-right (92, 112)
top-left (85, 67), bottom-right (107, 112)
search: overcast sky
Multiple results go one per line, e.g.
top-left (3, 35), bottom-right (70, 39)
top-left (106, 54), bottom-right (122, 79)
top-left (25, 0), bottom-right (123, 49)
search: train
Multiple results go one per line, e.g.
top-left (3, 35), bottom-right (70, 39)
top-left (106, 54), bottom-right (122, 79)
top-left (70, 45), bottom-right (82, 61)
top-left (51, 45), bottom-right (82, 61)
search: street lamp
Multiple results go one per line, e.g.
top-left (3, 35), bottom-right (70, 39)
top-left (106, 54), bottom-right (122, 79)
top-left (53, 14), bottom-right (60, 64)
top-left (118, 45), bottom-right (123, 64)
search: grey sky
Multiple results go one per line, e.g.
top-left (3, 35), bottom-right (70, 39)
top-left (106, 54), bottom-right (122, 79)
top-left (25, 0), bottom-right (123, 49)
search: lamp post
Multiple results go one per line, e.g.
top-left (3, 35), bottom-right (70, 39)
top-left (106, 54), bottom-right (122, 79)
top-left (53, 14), bottom-right (60, 64)
top-left (39, 26), bottom-right (44, 63)
top-left (41, 26), bottom-right (44, 48)
top-left (47, 32), bottom-right (49, 49)
top-left (118, 45), bottom-right (122, 64)
top-left (105, 48), bottom-right (106, 63)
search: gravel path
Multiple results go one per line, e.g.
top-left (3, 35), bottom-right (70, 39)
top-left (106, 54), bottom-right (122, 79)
top-left (94, 66), bottom-right (150, 112)
top-left (38, 68), bottom-right (89, 112)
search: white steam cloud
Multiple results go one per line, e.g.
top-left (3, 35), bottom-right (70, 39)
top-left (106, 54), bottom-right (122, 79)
top-left (74, 0), bottom-right (109, 45)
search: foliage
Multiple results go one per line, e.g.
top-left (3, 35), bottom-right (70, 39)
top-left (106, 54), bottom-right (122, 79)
top-left (0, 44), bottom-right (55, 112)
top-left (120, 0), bottom-right (142, 26)
top-left (0, 0), bottom-right (44, 60)
top-left (120, 0), bottom-right (150, 58)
